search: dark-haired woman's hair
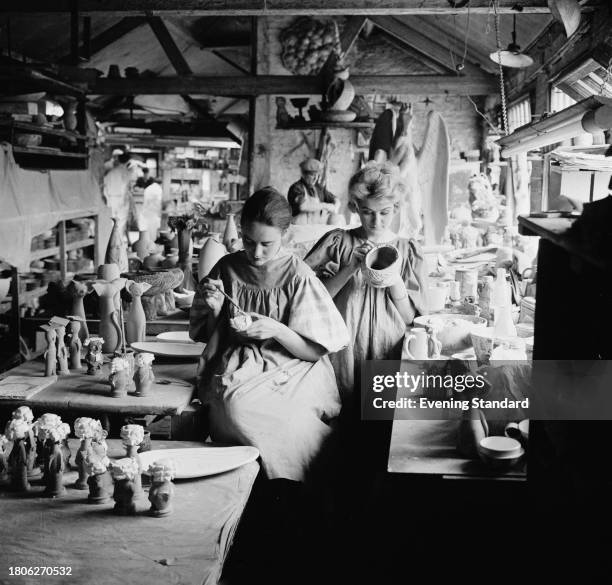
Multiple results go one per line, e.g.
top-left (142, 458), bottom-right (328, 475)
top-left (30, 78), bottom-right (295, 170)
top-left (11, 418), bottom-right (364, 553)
top-left (240, 187), bottom-right (292, 231)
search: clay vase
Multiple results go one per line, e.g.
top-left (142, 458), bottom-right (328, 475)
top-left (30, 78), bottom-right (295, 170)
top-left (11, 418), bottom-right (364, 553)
top-left (134, 362), bottom-right (155, 397)
top-left (55, 325), bottom-right (70, 375)
top-left (113, 478), bottom-right (137, 515)
top-left (44, 441), bottom-right (66, 498)
top-left (87, 470), bottom-right (113, 504)
top-left (66, 281), bottom-right (90, 341)
top-left (148, 480), bottom-right (175, 517)
top-left (74, 437), bottom-right (93, 490)
top-left (143, 249), bottom-right (165, 271)
top-left (457, 408), bottom-right (489, 459)
top-left (93, 268), bottom-right (126, 354)
top-left (177, 228), bottom-right (196, 291)
top-left (105, 218), bottom-right (128, 273)
top-left (68, 320), bottom-right (83, 370)
top-left (125, 282), bottom-right (152, 344)
top-left (222, 214), bottom-right (239, 251)
top-left (197, 233), bottom-right (227, 282)
top-left (109, 369), bottom-right (129, 398)
top-left (161, 248), bottom-right (179, 268)
top-left (125, 445), bottom-right (144, 499)
top-left (8, 438), bottom-right (31, 493)
top-left (132, 230), bottom-right (151, 261)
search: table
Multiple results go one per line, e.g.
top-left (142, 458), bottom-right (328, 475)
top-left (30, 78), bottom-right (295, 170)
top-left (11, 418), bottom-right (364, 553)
top-left (0, 439), bottom-right (259, 585)
top-left (0, 360), bottom-right (196, 437)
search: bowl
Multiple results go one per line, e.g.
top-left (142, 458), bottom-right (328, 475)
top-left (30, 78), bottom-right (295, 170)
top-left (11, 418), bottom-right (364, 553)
top-left (413, 313), bottom-right (488, 353)
top-left (478, 448), bottom-right (525, 469)
top-left (361, 244), bottom-right (401, 288)
top-left (478, 436), bottom-right (522, 458)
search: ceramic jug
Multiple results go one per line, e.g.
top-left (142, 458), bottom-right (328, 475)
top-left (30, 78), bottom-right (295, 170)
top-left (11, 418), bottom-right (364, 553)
top-left (403, 328), bottom-right (441, 360)
top-left (222, 214), bottom-right (239, 250)
top-left (197, 233), bottom-right (227, 282)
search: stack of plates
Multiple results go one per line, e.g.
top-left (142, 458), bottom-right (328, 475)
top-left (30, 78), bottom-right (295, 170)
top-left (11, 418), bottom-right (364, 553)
top-left (477, 436), bottom-right (524, 469)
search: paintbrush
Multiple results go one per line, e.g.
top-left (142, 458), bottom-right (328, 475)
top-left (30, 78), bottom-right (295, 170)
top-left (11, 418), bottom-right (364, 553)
top-left (215, 285), bottom-right (246, 314)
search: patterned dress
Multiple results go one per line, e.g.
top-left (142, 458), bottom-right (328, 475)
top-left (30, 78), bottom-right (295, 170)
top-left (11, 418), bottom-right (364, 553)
top-left (305, 228), bottom-right (428, 400)
top-left (190, 249), bottom-right (349, 481)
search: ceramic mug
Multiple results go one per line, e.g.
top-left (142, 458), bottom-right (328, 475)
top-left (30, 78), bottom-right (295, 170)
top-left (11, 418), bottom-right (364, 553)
top-left (427, 281), bottom-right (450, 313)
top-left (403, 328), bottom-right (441, 360)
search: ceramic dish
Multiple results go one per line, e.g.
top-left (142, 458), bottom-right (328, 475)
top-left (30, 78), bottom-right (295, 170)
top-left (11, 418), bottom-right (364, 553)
top-left (478, 436), bottom-right (522, 458)
top-left (130, 341), bottom-right (204, 358)
top-left (139, 446), bottom-right (260, 479)
top-left (156, 331), bottom-right (194, 344)
top-left (478, 447), bottom-right (525, 469)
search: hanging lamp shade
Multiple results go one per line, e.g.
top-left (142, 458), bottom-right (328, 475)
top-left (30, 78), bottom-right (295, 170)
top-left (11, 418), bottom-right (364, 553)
top-left (489, 15), bottom-right (534, 69)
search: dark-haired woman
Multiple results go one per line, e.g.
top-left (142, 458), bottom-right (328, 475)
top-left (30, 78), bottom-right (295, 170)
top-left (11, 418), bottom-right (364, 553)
top-left (190, 187), bottom-right (349, 482)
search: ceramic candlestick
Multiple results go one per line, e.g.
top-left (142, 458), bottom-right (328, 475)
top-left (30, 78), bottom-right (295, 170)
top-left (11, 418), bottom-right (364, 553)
top-left (84, 336), bottom-right (104, 375)
top-left (147, 460), bottom-right (176, 517)
top-left (68, 317), bottom-right (83, 370)
top-left (109, 357), bottom-right (130, 398)
top-left (134, 352), bottom-right (155, 397)
top-left (66, 280), bottom-right (90, 341)
top-left (40, 325), bottom-right (57, 377)
top-left (92, 265), bottom-right (127, 354)
top-left (55, 323), bottom-right (70, 375)
top-left (125, 281), bottom-right (152, 344)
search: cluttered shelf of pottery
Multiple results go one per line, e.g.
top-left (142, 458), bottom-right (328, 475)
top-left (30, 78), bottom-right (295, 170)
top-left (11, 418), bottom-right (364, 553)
top-left (20, 286), bottom-right (49, 301)
top-left (0, 119), bottom-right (87, 141)
top-left (65, 237), bottom-right (94, 252)
top-left (12, 146), bottom-right (88, 158)
top-left (276, 121), bottom-right (375, 130)
top-left (518, 215), bottom-right (610, 272)
top-left (30, 245), bottom-right (61, 261)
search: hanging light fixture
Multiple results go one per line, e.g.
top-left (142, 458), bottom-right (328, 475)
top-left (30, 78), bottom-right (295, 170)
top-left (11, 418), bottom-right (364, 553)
top-left (489, 14), bottom-right (534, 69)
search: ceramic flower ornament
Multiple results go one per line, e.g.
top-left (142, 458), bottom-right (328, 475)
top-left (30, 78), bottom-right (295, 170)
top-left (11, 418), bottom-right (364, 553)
top-left (32, 413), bottom-right (62, 438)
top-left (120, 424), bottom-right (145, 447)
top-left (85, 453), bottom-right (110, 475)
top-left (6, 419), bottom-right (30, 441)
top-left (74, 417), bottom-right (101, 439)
top-left (110, 457), bottom-right (139, 481)
top-left (148, 459), bottom-right (176, 483)
top-left (11, 406), bottom-right (34, 424)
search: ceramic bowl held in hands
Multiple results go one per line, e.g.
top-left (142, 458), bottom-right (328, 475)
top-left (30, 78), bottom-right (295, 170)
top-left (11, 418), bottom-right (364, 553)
top-left (230, 313), bottom-right (252, 332)
top-left (361, 244), bottom-right (402, 288)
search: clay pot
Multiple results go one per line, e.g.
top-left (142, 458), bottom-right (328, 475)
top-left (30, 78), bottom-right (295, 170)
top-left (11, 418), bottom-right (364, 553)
top-left (132, 230), bottom-right (151, 261)
top-left (222, 214), bottom-right (239, 250)
top-left (148, 480), bottom-right (175, 517)
top-left (197, 234), bottom-right (227, 281)
top-left (113, 478), bottom-right (136, 515)
top-left (162, 248), bottom-right (179, 268)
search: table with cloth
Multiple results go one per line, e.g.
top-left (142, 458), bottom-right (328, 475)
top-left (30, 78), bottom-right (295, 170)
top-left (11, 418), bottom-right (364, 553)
top-left (0, 439), bottom-right (259, 585)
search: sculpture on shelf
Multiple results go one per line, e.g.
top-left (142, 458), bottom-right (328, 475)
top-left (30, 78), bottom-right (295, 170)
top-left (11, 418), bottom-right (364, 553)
top-left (9, 406), bottom-right (39, 479)
top-left (52, 320), bottom-right (70, 375)
top-left (40, 325), bottom-right (57, 377)
top-left (84, 336), bottom-right (104, 375)
top-left (73, 417), bottom-right (99, 490)
top-left (67, 317), bottom-right (84, 370)
top-left (148, 459), bottom-right (176, 517)
top-left (134, 352), bottom-right (155, 397)
top-left (66, 280), bottom-right (91, 342)
top-left (109, 356), bottom-right (130, 398)
top-left (105, 217), bottom-right (128, 273)
top-left (125, 281), bottom-right (152, 344)
top-left (6, 419), bottom-right (31, 493)
top-left (93, 264), bottom-right (127, 354)
top-left (42, 421), bottom-right (70, 498)
top-left (120, 424), bottom-right (145, 499)
top-left (167, 215), bottom-right (196, 292)
top-left (111, 457), bottom-right (140, 515)
top-left (85, 453), bottom-right (113, 504)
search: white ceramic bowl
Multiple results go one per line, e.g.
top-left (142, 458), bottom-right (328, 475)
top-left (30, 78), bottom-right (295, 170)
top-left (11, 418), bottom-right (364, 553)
top-left (361, 244), bottom-right (401, 288)
top-left (478, 436), bottom-right (522, 458)
top-left (413, 313), bottom-right (488, 353)
top-left (478, 448), bottom-right (525, 469)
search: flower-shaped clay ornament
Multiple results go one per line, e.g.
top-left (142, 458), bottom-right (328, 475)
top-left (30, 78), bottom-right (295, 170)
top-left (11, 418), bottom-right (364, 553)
top-left (6, 419), bottom-right (30, 441)
top-left (135, 352), bottom-right (155, 367)
top-left (148, 459), bottom-right (176, 483)
top-left (85, 453), bottom-right (110, 475)
top-left (45, 422), bottom-right (71, 443)
top-left (32, 413), bottom-right (62, 438)
top-left (229, 312), bottom-right (252, 332)
top-left (110, 457), bottom-right (139, 481)
top-left (120, 424), bottom-right (145, 447)
top-left (74, 417), bottom-right (101, 439)
top-left (12, 406), bottom-right (34, 424)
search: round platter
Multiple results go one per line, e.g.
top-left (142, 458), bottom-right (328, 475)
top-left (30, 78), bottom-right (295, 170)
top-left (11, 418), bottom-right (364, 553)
top-left (156, 331), bottom-right (193, 344)
top-left (139, 446), bottom-right (260, 479)
top-left (130, 341), bottom-right (204, 358)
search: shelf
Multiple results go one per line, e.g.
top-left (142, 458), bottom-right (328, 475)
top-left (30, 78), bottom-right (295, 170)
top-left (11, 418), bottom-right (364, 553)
top-left (20, 286), bottom-right (48, 301)
top-left (0, 119), bottom-right (87, 141)
top-left (30, 246), bottom-right (60, 261)
top-left (12, 146), bottom-right (88, 158)
top-left (276, 121), bottom-right (375, 130)
top-left (65, 237), bottom-right (94, 252)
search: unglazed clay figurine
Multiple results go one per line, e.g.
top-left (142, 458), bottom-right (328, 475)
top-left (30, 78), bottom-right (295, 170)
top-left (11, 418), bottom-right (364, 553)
top-left (148, 459), bottom-right (176, 517)
top-left (6, 419), bottom-right (31, 493)
top-left (67, 317), bottom-right (83, 370)
top-left (85, 453), bottom-right (112, 504)
top-left (40, 325), bottom-right (57, 377)
top-left (11, 406), bottom-right (40, 480)
top-left (125, 281), bottom-right (152, 344)
top-left (109, 357), bottom-right (130, 398)
top-left (84, 336), bottom-right (104, 375)
top-left (55, 323), bottom-right (70, 375)
top-left (120, 424), bottom-right (145, 499)
top-left (92, 265), bottom-right (127, 354)
top-left (134, 352), bottom-right (155, 397)
top-left (66, 280), bottom-right (90, 341)
top-left (111, 458), bottom-right (139, 515)
top-left (73, 417), bottom-right (99, 490)
top-left (42, 423), bottom-right (70, 497)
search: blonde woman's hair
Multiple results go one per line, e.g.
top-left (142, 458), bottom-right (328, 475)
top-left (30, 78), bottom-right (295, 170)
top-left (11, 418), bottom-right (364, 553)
top-left (348, 161), bottom-right (406, 208)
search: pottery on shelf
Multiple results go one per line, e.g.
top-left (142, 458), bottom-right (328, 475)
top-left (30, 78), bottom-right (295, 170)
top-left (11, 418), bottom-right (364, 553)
top-left (66, 280), bottom-right (90, 341)
top-left (177, 228), bottom-right (196, 291)
top-left (7, 437), bottom-right (31, 493)
top-left (222, 214), bottom-right (239, 251)
top-left (74, 436), bottom-right (93, 490)
top-left (132, 230), bottom-right (152, 261)
top-left (147, 459), bottom-right (176, 517)
top-left (161, 248), bottom-right (179, 268)
top-left (125, 281), bottom-right (152, 344)
top-left (109, 356), bottom-right (130, 398)
top-left (198, 233), bottom-right (227, 282)
top-left (87, 467), bottom-right (113, 504)
top-left (67, 317), bottom-right (84, 370)
top-left (134, 352), bottom-right (155, 397)
top-left (84, 336), bottom-right (104, 375)
top-left (122, 269), bottom-right (183, 320)
top-left (105, 218), bottom-right (128, 273)
top-left (93, 264), bottom-right (127, 354)
top-left (55, 323), bottom-right (70, 375)
top-left (44, 440), bottom-right (67, 498)
top-left (143, 246), bottom-right (166, 271)
top-left (40, 325), bottom-right (58, 377)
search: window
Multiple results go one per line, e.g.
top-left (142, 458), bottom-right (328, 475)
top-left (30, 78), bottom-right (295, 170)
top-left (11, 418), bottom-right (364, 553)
top-left (507, 97), bottom-right (532, 133)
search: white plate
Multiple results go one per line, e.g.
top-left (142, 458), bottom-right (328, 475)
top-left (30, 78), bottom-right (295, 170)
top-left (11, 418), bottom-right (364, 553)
top-left (131, 341), bottom-right (204, 358)
top-left (156, 331), bottom-right (193, 344)
top-left (139, 446), bottom-right (260, 478)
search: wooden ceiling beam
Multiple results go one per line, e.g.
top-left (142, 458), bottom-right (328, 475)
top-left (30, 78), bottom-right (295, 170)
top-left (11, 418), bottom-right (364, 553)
top-left (87, 74), bottom-right (497, 96)
top-left (0, 0), bottom-right (598, 16)
top-left (369, 16), bottom-right (486, 77)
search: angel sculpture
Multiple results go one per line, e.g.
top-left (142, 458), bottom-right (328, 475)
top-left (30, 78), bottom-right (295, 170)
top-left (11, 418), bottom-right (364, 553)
top-left (369, 102), bottom-right (450, 246)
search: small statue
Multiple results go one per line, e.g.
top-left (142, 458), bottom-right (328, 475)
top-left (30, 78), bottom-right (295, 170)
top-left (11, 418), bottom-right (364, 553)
top-left (73, 417), bottom-right (98, 490)
top-left (5, 419), bottom-right (31, 493)
top-left (67, 317), bottom-right (84, 371)
top-left (42, 422), bottom-right (70, 497)
top-left (111, 458), bottom-right (140, 515)
top-left (125, 281), bottom-right (152, 344)
top-left (109, 357), bottom-right (130, 398)
top-left (148, 459), bottom-right (176, 517)
top-left (276, 96), bottom-right (291, 127)
top-left (40, 325), bottom-right (57, 377)
top-left (120, 424), bottom-right (145, 499)
top-left (425, 325), bottom-right (443, 359)
top-left (66, 280), bottom-right (90, 342)
top-left (10, 406), bottom-right (39, 479)
top-left (85, 453), bottom-right (113, 504)
top-left (134, 352), bottom-right (155, 397)
top-left (54, 322), bottom-right (70, 375)
top-left (84, 336), bottom-right (104, 375)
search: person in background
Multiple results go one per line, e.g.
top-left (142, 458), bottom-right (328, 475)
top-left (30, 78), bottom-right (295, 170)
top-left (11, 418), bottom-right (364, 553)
top-left (287, 158), bottom-right (338, 225)
top-left (135, 167), bottom-right (155, 190)
top-left (103, 151), bottom-right (133, 240)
